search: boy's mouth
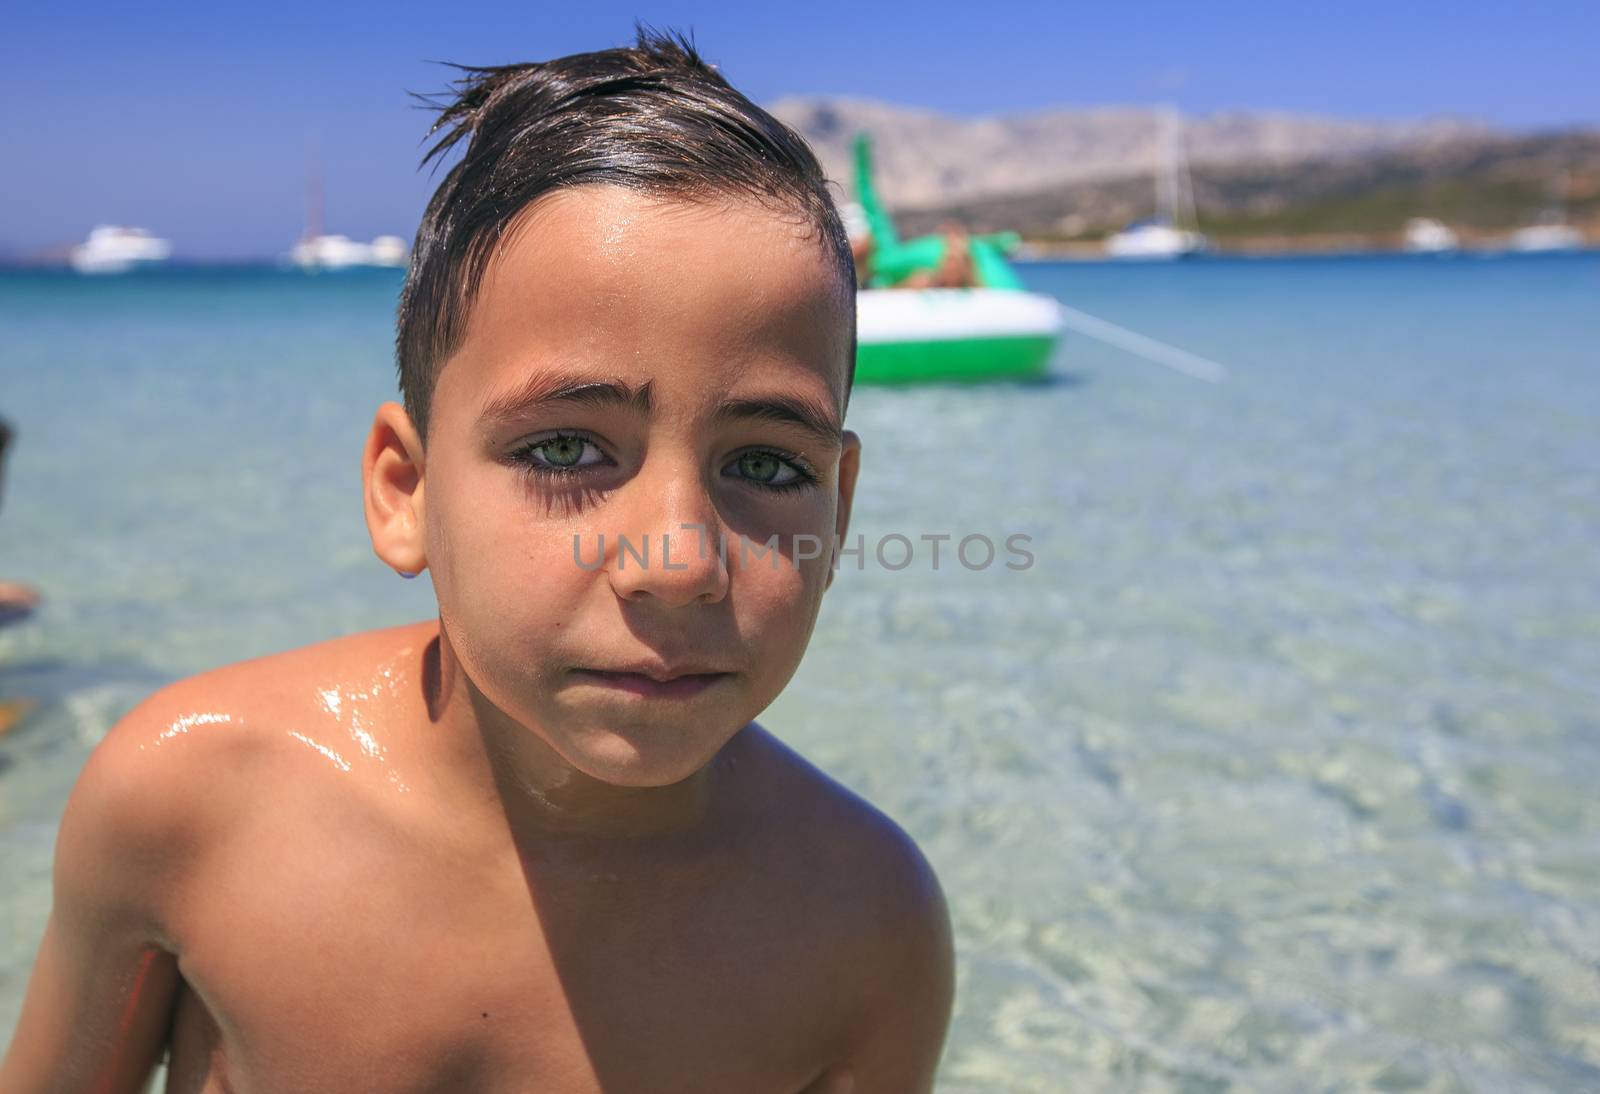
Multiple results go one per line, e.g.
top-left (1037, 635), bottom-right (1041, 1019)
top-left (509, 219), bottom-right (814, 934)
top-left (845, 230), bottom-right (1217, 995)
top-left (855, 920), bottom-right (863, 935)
top-left (568, 665), bottom-right (732, 700)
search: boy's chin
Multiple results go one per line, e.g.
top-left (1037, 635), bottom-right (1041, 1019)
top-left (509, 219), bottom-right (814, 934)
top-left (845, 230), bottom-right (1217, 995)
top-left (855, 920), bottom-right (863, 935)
top-left (553, 715), bottom-right (743, 789)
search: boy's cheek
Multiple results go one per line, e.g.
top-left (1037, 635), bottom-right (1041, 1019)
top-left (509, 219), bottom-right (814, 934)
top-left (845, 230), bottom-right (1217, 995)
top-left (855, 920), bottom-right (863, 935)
top-left (737, 560), bottom-right (828, 651)
top-left (437, 496), bottom-right (586, 582)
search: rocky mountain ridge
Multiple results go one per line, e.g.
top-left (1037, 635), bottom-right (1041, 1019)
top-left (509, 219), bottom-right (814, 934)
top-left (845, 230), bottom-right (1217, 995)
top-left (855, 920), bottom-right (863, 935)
top-left (771, 96), bottom-right (1496, 210)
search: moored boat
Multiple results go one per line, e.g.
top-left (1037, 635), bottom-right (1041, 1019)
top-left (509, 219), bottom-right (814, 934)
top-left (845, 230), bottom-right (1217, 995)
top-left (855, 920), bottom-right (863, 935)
top-left (851, 134), bottom-right (1062, 383)
top-left (288, 233), bottom-right (409, 270)
top-left (856, 288), bottom-right (1062, 384)
top-left (1105, 109), bottom-right (1210, 260)
top-left (1507, 224), bottom-right (1584, 252)
top-left (1404, 217), bottom-right (1459, 254)
top-left (1506, 171), bottom-right (1586, 253)
top-left (1105, 218), bottom-right (1208, 260)
top-left (69, 225), bottom-right (172, 274)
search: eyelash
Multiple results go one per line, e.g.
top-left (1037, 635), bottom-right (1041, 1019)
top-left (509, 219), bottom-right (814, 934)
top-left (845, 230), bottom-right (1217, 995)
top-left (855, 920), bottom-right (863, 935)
top-left (508, 432), bottom-right (613, 482)
top-left (507, 432), bottom-right (819, 493)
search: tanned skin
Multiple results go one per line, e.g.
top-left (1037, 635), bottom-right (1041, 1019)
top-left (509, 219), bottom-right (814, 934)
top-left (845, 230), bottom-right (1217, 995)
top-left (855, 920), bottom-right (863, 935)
top-left (0, 188), bottom-right (955, 1093)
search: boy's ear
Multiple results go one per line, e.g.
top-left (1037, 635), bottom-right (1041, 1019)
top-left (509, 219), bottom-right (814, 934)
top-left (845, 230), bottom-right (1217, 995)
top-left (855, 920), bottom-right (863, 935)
top-left (826, 430), bottom-right (861, 591)
top-left (363, 402), bottom-right (428, 576)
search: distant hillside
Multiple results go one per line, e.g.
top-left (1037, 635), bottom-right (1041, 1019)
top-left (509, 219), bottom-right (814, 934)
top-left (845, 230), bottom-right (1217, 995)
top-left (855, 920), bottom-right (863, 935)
top-left (888, 130), bottom-right (1600, 246)
top-left (770, 97), bottom-right (1494, 209)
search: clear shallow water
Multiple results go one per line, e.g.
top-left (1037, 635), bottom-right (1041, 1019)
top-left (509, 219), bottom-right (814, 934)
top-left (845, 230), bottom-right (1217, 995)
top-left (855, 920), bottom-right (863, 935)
top-left (2, 257), bottom-right (1599, 1090)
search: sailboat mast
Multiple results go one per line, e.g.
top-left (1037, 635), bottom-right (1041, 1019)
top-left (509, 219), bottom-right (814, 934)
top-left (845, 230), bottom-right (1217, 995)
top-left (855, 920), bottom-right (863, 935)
top-left (1157, 107), bottom-right (1199, 230)
top-left (1156, 108), bottom-right (1179, 225)
top-left (1174, 112), bottom-right (1199, 231)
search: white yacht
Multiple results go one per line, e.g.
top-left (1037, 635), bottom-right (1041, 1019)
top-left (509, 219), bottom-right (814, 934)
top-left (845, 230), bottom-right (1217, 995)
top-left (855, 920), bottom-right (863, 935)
top-left (1507, 224), bottom-right (1584, 252)
top-left (290, 233), bottom-right (366, 270)
top-left (1506, 174), bottom-right (1585, 252)
top-left (1403, 217), bottom-right (1459, 254)
top-left (368, 235), bottom-right (409, 267)
top-left (1105, 219), bottom-right (1209, 260)
top-left (289, 233), bottom-right (408, 270)
top-left (289, 153), bottom-right (410, 270)
top-left (69, 226), bottom-right (172, 274)
top-left (1106, 109), bottom-right (1211, 260)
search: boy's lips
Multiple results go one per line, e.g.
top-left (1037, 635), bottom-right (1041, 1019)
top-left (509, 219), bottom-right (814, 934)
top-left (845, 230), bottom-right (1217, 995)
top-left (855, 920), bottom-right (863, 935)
top-left (568, 663), bottom-right (734, 700)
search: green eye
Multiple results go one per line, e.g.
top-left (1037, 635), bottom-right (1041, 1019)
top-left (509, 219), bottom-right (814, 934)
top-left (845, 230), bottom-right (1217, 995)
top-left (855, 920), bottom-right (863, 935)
top-left (512, 432), bottom-right (606, 475)
top-left (738, 452), bottom-right (782, 482)
top-left (539, 436), bottom-right (587, 468)
top-left (723, 449), bottom-right (812, 490)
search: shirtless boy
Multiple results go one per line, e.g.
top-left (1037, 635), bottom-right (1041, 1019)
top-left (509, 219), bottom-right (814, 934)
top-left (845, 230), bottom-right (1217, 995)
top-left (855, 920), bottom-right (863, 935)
top-left (0, 30), bottom-right (955, 1093)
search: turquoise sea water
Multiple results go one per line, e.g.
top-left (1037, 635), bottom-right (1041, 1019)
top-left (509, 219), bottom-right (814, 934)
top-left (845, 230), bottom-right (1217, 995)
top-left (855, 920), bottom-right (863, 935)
top-left (2, 256), bottom-right (1598, 1090)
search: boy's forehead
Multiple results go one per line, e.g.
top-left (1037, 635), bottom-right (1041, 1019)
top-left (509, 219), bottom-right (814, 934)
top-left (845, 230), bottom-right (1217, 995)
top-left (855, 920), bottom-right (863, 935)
top-left (439, 186), bottom-right (851, 423)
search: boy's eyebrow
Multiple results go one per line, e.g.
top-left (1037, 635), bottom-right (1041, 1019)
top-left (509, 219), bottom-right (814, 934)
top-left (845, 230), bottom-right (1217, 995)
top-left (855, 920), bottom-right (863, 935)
top-left (477, 371), bottom-right (841, 445)
top-left (479, 372), bottom-right (653, 425)
top-left (711, 395), bottom-right (842, 446)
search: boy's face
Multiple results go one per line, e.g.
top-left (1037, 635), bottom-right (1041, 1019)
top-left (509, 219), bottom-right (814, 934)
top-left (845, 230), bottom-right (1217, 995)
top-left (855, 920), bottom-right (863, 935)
top-left (387, 187), bottom-right (857, 788)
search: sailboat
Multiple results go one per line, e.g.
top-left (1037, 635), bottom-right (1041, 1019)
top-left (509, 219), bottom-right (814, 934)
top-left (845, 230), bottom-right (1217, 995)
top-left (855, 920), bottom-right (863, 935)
top-left (1508, 172), bottom-right (1586, 253)
top-left (288, 144), bottom-right (409, 270)
top-left (1105, 109), bottom-right (1210, 260)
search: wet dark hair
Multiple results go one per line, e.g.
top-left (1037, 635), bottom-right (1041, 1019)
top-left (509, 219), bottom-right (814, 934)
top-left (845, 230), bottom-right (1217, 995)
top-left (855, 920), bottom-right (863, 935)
top-left (396, 27), bottom-right (855, 438)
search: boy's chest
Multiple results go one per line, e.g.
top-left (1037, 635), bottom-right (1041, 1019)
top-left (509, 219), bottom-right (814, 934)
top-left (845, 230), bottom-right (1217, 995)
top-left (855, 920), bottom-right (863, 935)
top-left (166, 812), bottom-right (849, 1093)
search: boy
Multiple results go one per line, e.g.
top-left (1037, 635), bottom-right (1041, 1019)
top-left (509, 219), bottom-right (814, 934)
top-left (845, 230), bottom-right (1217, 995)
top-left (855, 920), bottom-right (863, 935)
top-left (0, 29), bottom-right (954, 1094)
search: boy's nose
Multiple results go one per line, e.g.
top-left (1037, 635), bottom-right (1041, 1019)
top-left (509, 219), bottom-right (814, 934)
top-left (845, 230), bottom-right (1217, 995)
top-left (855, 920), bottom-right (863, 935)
top-left (603, 474), bottom-right (730, 607)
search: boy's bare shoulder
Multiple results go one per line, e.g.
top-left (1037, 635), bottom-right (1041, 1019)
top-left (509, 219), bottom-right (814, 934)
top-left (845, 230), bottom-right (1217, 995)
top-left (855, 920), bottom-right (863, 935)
top-left (92, 620), bottom-right (432, 770)
top-left (72, 622), bottom-right (435, 883)
top-left (735, 724), bottom-right (942, 885)
top-left (731, 725), bottom-right (955, 1058)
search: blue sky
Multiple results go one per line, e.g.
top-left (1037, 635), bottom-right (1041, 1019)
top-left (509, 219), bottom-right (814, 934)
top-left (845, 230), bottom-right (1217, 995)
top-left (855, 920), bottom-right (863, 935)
top-left (2, 1), bottom-right (1595, 259)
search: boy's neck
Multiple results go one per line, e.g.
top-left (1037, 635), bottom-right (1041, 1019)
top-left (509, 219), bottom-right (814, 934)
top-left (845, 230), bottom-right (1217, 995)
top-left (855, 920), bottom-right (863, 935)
top-left (417, 624), bottom-right (724, 843)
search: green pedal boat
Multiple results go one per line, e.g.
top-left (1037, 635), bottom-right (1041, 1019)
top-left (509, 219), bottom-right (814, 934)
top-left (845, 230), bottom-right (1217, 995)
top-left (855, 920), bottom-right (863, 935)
top-left (855, 288), bottom-right (1063, 384)
top-left (850, 133), bottom-right (1063, 384)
